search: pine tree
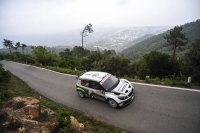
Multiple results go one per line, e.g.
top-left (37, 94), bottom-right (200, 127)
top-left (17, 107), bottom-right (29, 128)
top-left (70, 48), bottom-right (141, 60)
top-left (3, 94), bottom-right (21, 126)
top-left (164, 26), bottom-right (188, 59)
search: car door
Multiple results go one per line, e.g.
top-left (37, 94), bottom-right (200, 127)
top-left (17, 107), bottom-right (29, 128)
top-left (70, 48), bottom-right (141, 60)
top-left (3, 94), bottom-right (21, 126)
top-left (89, 81), bottom-right (106, 101)
top-left (79, 80), bottom-right (91, 96)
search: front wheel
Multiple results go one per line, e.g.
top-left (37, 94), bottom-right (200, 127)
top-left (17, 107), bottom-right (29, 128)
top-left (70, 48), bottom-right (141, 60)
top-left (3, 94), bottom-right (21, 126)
top-left (108, 99), bottom-right (118, 108)
top-left (77, 91), bottom-right (85, 98)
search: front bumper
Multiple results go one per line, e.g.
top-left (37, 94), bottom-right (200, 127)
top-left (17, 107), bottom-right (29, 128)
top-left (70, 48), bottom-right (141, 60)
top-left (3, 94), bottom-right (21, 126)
top-left (118, 90), bottom-right (135, 107)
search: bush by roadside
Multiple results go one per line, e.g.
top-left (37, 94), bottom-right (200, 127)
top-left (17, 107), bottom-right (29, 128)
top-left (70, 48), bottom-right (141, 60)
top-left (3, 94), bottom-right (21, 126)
top-left (0, 63), bottom-right (12, 107)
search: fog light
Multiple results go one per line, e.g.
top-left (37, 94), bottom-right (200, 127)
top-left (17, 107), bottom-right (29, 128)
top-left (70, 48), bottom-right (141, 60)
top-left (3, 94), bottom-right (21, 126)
top-left (119, 103), bottom-right (124, 107)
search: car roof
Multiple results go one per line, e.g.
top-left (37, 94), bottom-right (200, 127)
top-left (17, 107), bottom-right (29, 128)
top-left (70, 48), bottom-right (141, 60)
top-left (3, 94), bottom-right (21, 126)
top-left (79, 71), bottom-right (109, 82)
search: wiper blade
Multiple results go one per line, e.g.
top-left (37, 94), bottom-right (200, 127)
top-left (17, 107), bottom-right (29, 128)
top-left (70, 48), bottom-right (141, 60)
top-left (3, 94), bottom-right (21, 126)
top-left (109, 79), bottom-right (120, 91)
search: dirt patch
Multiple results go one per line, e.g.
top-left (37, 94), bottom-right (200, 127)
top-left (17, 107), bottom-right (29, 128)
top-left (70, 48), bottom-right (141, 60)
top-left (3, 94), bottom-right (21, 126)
top-left (0, 96), bottom-right (56, 133)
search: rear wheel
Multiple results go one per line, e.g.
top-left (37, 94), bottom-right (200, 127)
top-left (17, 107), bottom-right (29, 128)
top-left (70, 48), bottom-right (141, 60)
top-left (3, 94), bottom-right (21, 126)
top-left (77, 91), bottom-right (85, 98)
top-left (108, 99), bottom-right (118, 108)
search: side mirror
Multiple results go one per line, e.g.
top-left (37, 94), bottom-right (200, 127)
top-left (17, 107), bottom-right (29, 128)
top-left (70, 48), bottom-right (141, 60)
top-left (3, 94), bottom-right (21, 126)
top-left (76, 75), bottom-right (80, 80)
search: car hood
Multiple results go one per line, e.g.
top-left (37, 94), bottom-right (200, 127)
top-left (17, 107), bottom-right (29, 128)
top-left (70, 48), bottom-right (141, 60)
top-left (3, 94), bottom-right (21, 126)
top-left (112, 80), bottom-right (132, 95)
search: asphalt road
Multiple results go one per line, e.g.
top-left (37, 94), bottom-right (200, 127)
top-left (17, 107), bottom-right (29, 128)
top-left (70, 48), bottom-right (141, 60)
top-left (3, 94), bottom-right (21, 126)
top-left (1, 60), bottom-right (200, 133)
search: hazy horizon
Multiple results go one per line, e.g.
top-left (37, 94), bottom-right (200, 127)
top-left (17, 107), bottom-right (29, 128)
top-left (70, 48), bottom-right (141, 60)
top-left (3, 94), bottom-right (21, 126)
top-left (0, 0), bottom-right (199, 35)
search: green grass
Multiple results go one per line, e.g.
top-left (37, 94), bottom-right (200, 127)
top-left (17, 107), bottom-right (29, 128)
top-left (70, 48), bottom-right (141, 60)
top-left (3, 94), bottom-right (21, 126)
top-left (44, 65), bottom-right (199, 89)
top-left (7, 74), bottom-right (127, 133)
top-left (45, 66), bottom-right (83, 75)
top-left (143, 77), bottom-right (199, 88)
top-left (9, 76), bottom-right (39, 100)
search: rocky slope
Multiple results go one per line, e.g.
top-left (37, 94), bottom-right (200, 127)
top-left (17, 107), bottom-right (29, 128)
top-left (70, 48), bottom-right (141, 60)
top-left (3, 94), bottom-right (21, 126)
top-left (1, 96), bottom-right (56, 133)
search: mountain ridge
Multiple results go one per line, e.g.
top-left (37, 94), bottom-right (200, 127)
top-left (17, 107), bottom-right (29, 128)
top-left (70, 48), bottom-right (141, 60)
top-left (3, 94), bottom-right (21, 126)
top-left (121, 19), bottom-right (200, 60)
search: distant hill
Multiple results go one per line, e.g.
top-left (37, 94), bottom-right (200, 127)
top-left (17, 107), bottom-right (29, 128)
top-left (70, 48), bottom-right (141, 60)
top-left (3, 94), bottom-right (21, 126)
top-left (125, 34), bottom-right (154, 47)
top-left (0, 45), bottom-right (73, 55)
top-left (85, 26), bottom-right (172, 52)
top-left (121, 19), bottom-right (200, 61)
top-left (0, 26), bottom-right (172, 52)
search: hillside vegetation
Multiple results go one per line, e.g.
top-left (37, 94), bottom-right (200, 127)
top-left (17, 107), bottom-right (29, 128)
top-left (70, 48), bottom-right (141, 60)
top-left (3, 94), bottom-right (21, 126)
top-left (122, 19), bottom-right (200, 61)
top-left (1, 19), bottom-right (200, 86)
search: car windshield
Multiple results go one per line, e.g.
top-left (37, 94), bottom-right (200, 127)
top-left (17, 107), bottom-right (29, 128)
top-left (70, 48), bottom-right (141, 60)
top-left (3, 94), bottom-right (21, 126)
top-left (101, 75), bottom-right (119, 91)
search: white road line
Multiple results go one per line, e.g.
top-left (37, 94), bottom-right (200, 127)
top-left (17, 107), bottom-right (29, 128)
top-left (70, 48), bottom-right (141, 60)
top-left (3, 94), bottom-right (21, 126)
top-left (131, 82), bottom-right (200, 92)
top-left (6, 61), bottom-right (200, 93)
top-left (10, 61), bottom-right (77, 77)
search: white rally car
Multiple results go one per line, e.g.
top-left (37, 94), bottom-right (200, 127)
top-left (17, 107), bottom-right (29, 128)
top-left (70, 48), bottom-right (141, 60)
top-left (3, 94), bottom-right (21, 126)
top-left (76, 71), bottom-right (135, 108)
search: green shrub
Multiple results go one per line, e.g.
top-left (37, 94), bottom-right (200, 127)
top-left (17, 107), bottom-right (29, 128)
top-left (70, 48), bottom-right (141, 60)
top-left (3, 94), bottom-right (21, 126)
top-left (0, 64), bottom-right (11, 83)
top-left (45, 66), bottom-right (83, 75)
top-left (150, 77), bottom-right (160, 83)
top-left (0, 92), bottom-right (12, 107)
top-left (0, 82), bottom-right (12, 107)
top-left (39, 105), bottom-right (49, 121)
top-left (0, 111), bottom-right (8, 124)
top-left (55, 110), bottom-right (77, 133)
top-left (161, 78), bottom-right (173, 84)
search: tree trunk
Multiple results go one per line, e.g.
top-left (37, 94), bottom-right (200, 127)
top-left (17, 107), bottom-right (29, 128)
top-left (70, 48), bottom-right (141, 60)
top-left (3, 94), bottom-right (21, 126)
top-left (173, 44), bottom-right (177, 59)
top-left (8, 46), bottom-right (13, 58)
top-left (81, 34), bottom-right (83, 58)
top-left (22, 48), bottom-right (24, 54)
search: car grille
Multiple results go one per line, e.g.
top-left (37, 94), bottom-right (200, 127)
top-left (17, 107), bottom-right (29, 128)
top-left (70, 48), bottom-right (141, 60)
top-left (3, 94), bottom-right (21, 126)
top-left (128, 89), bottom-right (133, 97)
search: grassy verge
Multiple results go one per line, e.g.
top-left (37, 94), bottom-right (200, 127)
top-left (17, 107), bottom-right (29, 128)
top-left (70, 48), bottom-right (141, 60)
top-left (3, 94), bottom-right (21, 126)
top-left (45, 66), bottom-right (83, 75)
top-left (147, 77), bottom-right (199, 89)
top-left (122, 76), bottom-right (199, 89)
top-left (44, 66), bottom-right (199, 89)
top-left (6, 74), bottom-right (127, 133)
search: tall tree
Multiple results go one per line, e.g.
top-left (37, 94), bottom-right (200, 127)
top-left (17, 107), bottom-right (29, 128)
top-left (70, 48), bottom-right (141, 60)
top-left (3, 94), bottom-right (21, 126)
top-left (187, 38), bottom-right (200, 66)
top-left (31, 46), bottom-right (59, 66)
top-left (59, 48), bottom-right (72, 58)
top-left (11, 45), bottom-right (17, 52)
top-left (81, 23), bottom-right (93, 58)
top-left (164, 26), bottom-right (188, 59)
top-left (15, 42), bottom-right (21, 52)
top-left (185, 38), bottom-right (200, 83)
top-left (21, 44), bottom-right (27, 54)
top-left (2, 39), bottom-right (13, 57)
top-left (31, 46), bottom-right (49, 65)
top-left (143, 51), bottom-right (176, 79)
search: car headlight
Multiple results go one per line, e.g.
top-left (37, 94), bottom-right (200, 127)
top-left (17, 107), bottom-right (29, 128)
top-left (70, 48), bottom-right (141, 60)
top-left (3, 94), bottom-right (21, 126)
top-left (118, 96), bottom-right (128, 100)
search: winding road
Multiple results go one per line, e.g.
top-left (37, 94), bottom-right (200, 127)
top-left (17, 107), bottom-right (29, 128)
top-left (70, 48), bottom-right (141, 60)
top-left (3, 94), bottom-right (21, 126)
top-left (1, 60), bottom-right (200, 133)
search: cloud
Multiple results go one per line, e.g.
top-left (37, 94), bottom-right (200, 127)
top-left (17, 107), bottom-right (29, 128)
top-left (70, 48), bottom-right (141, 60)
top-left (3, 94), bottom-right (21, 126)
top-left (0, 0), bottom-right (199, 35)
top-left (115, 0), bottom-right (131, 6)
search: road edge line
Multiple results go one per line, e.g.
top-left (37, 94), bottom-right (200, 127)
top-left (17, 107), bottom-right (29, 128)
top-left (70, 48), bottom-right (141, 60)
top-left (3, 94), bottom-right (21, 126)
top-left (5, 61), bottom-right (200, 93)
top-left (131, 82), bottom-right (200, 92)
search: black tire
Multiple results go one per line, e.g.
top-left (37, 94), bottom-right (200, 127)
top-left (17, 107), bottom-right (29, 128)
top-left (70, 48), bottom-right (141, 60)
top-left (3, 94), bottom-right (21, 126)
top-left (77, 91), bottom-right (85, 98)
top-left (108, 99), bottom-right (118, 108)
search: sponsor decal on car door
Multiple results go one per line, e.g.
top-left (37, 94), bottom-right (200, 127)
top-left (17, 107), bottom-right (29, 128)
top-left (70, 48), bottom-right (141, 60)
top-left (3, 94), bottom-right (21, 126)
top-left (92, 89), bottom-right (106, 101)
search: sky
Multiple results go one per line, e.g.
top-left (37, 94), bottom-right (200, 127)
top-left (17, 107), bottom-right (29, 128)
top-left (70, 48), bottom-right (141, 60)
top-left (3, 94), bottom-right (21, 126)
top-left (0, 0), bottom-right (199, 35)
